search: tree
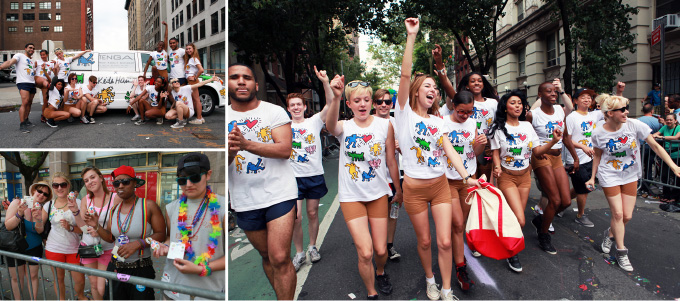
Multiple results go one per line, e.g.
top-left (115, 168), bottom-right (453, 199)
top-left (0, 152), bottom-right (49, 195)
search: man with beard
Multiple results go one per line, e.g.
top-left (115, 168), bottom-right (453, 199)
top-left (84, 166), bottom-right (166, 299)
top-left (228, 63), bottom-right (298, 300)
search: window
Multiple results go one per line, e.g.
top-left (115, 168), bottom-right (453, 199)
top-left (171, 0), bottom-right (175, 11)
top-left (211, 0), bottom-right (217, 4)
top-left (56, 13), bottom-right (61, 20)
top-left (199, 20), bottom-right (205, 39)
top-left (547, 31), bottom-right (560, 67)
top-left (39, 13), bottom-right (51, 20)
top-left (25, 26), bottom-right (33, 33)
top-left (8, 27), bottom-right (17, 32)
top-left (193, 0), bottom-right (197, 16)
top-left (517, 0), bottom-right (524, 22)
top-left (518, 47), bottom-right (526, 75)
top-left (193, 24), bottom-right (198, 41)
top-left (23, 2), bottom-right (35, 9)
top-left (211, 12), bottom-right (218, 34)
top-left (180, 32), bottom-right (184, 46)
top-left (10, 2), bottom-right (19, 10)
top-left (199, 0), bottom-right (205, 12)
top-left (56, 1), bottom-right (61, 9)
top-left (186, 4), bottom-right (191, 20)
top-left (180, 13), bottom-right (183, 25)
top-left (39, 2), bottom-right (51, 9)
top-left (23, 13), bottom-right (35, 20)
top-left (187, 28), bottom-right (192, 43)
top-left (172, 17), bottom-right (176, 31)
top-left (221, 7), bottom-right (225, 31)
top-left (54, 26), bottom-right (63, 32)
top-left (6, 14), bottom-right (19, 21)
top-left (41, 26), bottom-right (49, 32)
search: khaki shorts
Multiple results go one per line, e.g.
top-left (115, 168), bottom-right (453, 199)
top-left (340, 195), bottom-right (388, 222)
top-left (497, 167), bottom-right (532, 190)
top-left (602, 181), bottom-right (637, 197)
top-left (448, 178), bottom-right (474, 202)
top-left (403, 174), bottom-right (451, 215)
top-left (532, 152), bottom-right (563, 170)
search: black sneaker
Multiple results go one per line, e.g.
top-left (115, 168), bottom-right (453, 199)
top-left (41, 114), bottom-right (46, 123)
top-left (367, 294), bottom-right (378, 300)
top-left (507, 255), bottom-right (522, 272)
top-left (538, 233), bottom-right (557, 255)
top-left (531, 214), bottom-right (542, 234)
top-left (25, 120), bottom-right (35, 127)
top-left (20, 122), bottom-right (30, 133)
top-left (456, 263), bottom-right (475, 291)
top-left (375, 273), bottom-right (392, 295)
top-left (46, 119), bottom-right (57, 128)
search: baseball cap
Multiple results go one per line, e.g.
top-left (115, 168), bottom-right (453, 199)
top-left (177, 153), bottom-right (211, 174)
top-left (572, 88), bottom-right (597, 100)
top-left (111, 165), bottom-right (146, 187)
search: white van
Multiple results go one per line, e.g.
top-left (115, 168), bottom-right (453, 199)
top-left (65, 51), bottom-right (225, 116)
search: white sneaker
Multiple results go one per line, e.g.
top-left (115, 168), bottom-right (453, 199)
top-left (188, 118), bottom-right (205, 125)
top-left (616, 248), bottom-right (634, 272)
top-left (80, 116), bottom-right (89, 124)
top-left (549, 223), bottom-right (555, 233)
top-left (170, 120), bottom-right (186, 129)
top-left (533, 206), bottom-right (543, 215)
top-left (471, 250), bottom-right (482, 257)
top-left (426, 282), bottom-right (440, 300)
top-left (292, 252), bottom-right (306, 272)
top-left (131, 115), bottom-right (141, 121)
top-left (156, 118), bottom-right (163, 125)
top-left (602, 228), bottom-right (614, 253)
top-left (441, 289), bottom-right (459, 301)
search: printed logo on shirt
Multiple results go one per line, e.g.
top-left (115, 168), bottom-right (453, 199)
top-left (174, 94), bottom-right (189, 105)
top-left (545, 121), bottom-right (563, 138)
top-left (228, 118), bottom-right (260, 133)
top-left (24, 58), bottom-right (35, 76)
top-left (344, 134), bottom-right (373, 148)
top-left (256, 126), bottom-right (272, 143)
top-left (415, 121), bottom-right (438, 136)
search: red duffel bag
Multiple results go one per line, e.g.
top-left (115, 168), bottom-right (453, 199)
top-left (464, 177), bottom-right (524, 259)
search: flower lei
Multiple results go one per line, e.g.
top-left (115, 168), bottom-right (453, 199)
top-left (178, 186), bottom-right (222, 265)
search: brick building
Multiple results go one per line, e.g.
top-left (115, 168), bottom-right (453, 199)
top-left (167, 0), bottom-right (225, 73)
top-left (0, 0), bottom-right (93, 51)
top-left (125, 0), bottom-right (143, 50)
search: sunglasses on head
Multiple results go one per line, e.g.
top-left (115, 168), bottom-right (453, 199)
top-left (347, 81), bottom-right (370, 88)
top-left (112, 178), bottom-right (135, 187)
top-left (36, 189), bottom-right (50, 197)
top-left (176, 172), bottom-right (206, 186)
top-left (52, 182), bottom-right (68, 189)
top-left (374, 99), bottom-right (392, 106)
top-left (611, 105), bottom-right (629, 113)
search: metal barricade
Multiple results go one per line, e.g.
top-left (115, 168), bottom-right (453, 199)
top-left (0, 249), bottom-right (224, 300)
top-left (639, 138), bottom-right (680, 198)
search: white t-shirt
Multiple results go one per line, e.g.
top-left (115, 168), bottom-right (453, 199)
top-left (385, 117), bottom-right (400, 183)
top-left (337, 117), bottom-right (392, 202)
top-left (81, 84), bottom-right (97, 98)
top-left (168, 48), bottom-right (186, 79)
top-left (145, 85), bottom-right (161, 107)
top-left (490, 121), bottom-right (540, 171)
top-left (472, 98), bottom-right (498, 135)
top-left (184, 57), bottom-right (201, 78)
top-left (64, 84), bottom-right (81, 105)
top-left (48, 87), bottom-right (63, 109)
top-left (591, 119), bottom-right (651, 187)
top-left (36, 58), bottom-right (54, 79)
top-left (443, 118), bottom-right (478, 179)
top-left (394, 99), bottom-right (446, 179)
top-left (290, 114), bottom-right (325, 177)
top-left (44, 199), bottom-right (82, 254)
top-left (151, 50), bottom-right (169, 70)
top-left (171, 85), bottom-right (194, 116)
top-left (439, 105), bottom-right (453, 117)
top-left (12, 53), bottom-right (36, 84)
top-left (54, 57), bottom-right (74, 80)
top-left (565, 111), bottom-right (599, 164)
top-left (531, 105), bottom-right (565, 150)
top-left (228, 101), bottom-right (298, 212)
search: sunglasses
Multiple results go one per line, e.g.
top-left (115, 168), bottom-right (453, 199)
top-left (176, 172), bottom-right (206, 186)
top-left (91, 81), bottom-right (97, 84)
top-left (36, 190), bottom-right (50, 197)
top-left (347, 81), bottom-right (370, 88)
top-left (374, 99), bottom-right (392, 106)
top-left (52, 182), bottom-right (68, 189)
top-left (112, 178), bottom-right (135, 187)
top-left (456, 109), bottom-right (474, 116)
top-left (611, 105), bottom-right (629, 113)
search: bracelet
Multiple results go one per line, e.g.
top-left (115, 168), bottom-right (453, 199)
top-left (205, 264), bottom-right (212, 276)
top-left (139, 239), bottom-right (148, 249)
top-left (199, 263), bottom-right (208, 277)
top-left (69, 224), bottom-right (74, 232)
top-left (438, 67), bottom-right (446, 74)
top-left (72, 209), bottom-right (80, 216)
top-left (15, 213), bottom-right (24, 220)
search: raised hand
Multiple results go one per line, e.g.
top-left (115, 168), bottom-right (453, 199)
top-left (330, 75), bottom-right (345, 99)
top-left (432, 44), bottom-right (444, 71)
top-left (552, 78), bottom-right (562, 92)
top-left (314, 66), bottom-right (329, 84)
top-left (228, 126), bottom-right (247, 156)
top-left (405, 17), bottom-right (420, 35)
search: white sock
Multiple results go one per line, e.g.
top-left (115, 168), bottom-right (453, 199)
top-left (296, 251), bottom-right (305, 257)
top-left (441, 288), bottom-right (451, 296)
top-left (308, 245), bottom-right (316, 251)
top-left (426, 276), bottom-right (436, 284)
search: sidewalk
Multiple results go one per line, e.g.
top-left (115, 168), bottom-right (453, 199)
top-left (0, 85), bottom-right (44, 112)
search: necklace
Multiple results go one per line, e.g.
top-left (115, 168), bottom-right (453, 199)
top-left (178, 186), bottom-right (221, 265)
top-left (117, 198), bottom-right (138, 235)
top-left (55, 199), bottom-right (68, 210)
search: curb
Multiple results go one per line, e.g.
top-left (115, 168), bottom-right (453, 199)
top-left (0, 105), bottom-right (19, 113)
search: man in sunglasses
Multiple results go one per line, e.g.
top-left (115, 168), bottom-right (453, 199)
top-left (287, 66), bottom-right (332, 271)
top-left (84, 165), bottom-right (166, 300)
top-left (80, 75), bottom-right (108, 123)
top-left (228, 63), bottom-right (298, 300)
top-left (152, 153), bottom-right (225, 299)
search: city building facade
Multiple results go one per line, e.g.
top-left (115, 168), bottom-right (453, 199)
top-left (125, 0), bottom-right (143, 50)
top-left (167, 0), bottom-right (225, 73)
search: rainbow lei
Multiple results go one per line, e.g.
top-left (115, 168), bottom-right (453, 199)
top-left (178, 186), bottom-right (222, 265)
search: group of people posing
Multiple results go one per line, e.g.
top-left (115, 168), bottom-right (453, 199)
top-left (227, 18), bottom-right (680, 301)
top-left (4, 153), bottom-right (225, 300)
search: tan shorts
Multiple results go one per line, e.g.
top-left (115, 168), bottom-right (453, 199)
top-left (532, 152), bottom-right (563, 170)
top-left (448, 178), bottom-right (474, 202)
top-left (602, 181), bottom-right (637, 197)
top-left (497, 167), bottom-right (532, 190)
top-left (340, 195), bottom-right (388, 222)
top-left (63, 103), bottom-right (78, 113)
top-left (403, 174), bottom-right (451, 215)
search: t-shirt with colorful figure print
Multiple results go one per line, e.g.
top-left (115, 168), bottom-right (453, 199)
top-left (228, 101), bottom-right (298, 212)
top-left (151, 50), bottom-right (169, 70)
top-left (443, 118), bottom-right (478, 180)
top-left (490, 121), bottom-right (540, 171)
top-left (168, 48), bottom-right (186, 79)
top-left (36, 58), bottom-right (54, 79)
top-left (591, 119), bottom-right (651, 187)
top-left (171, 85), bottom-right (193, 109)
top-left (12, 53), bottom-right (36, 84)
top-left (471, 98), bottom-right (498, 135)
top-left (394, 99), bottom-right (446, 179)
top-left (290, 114), bottom-right (325, 177)
top-left (48, 87), bottom-right (63, 109)
top-left (337, 117), bottom-right (392, 203)
top-left (531, 104), bottom-right (565, 150)
top-left (64, 84), bottom-right (81, 105)
top-left (54, 57), bottom-right (74, 80)
top-left (565, 111), bottom-right (598, 164)
top-left (144, 85), bottom-right (162, 107)
top-left (185, 57), bottom-right (201, 78)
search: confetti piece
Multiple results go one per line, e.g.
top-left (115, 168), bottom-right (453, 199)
top-left (579, 284), bottom-right (588, 291)
top-left (573, 207), bottom-right (578, 211)
top-left (235, 238), bottom-right (242, 242)
top-left (657, 285), bottom-right (661, 288)
top-left (348, 293), bottom-right (356, 299)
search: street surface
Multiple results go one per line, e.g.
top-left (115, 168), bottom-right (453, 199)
top-left (0, 83), bottom-right (225, 148)
top-left (228, 155), bottom-right (680, 300)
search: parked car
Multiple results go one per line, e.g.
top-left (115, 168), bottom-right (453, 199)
top-left (65, 51), bottom-right (225, 115)
top-left (9, 69), bottom-right (16, 82)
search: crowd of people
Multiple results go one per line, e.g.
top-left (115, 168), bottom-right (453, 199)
top-left (2, 153), bottom-right (225, 300)
top-left (228, 18), bottom-right (680, 300)
top-left (0, 22), bottom-right (217, 133)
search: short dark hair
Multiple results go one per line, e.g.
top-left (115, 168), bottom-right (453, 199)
top-left (89, 75), bottom-right (97, 83)
top-left (642, 103), bottom-right (654, 114)
top-left (228, 63), bottom-right (258, 82)
top-left (25, 43), bottom-right (34, 49)
top-left (39, 50), bottom-right (48, 55)
top-left (169, 37), bottom-right (179, 43)
top-left (666, 113), bottom-right (677, 120)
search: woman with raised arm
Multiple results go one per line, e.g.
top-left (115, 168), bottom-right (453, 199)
top-left (586, 95), bottom-right (680, 272)
top-left (325, 74), bottom-right (402, 299)
top-left (166, 75), bottom-right (218, 129)
top-left (396, 18), bottom-right (480, 300)
top-left (490, 90), bottom-right (562, 272)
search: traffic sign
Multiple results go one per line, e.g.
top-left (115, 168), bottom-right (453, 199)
top-left (652, 26), bottom-right (661, 46)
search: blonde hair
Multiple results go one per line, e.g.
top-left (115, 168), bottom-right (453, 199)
top-left (596, 94), bottom-right (629, 112)
top-left (409, 74), bottom-right (440, 115)
top-left (344, 81), bottom-right (373, 101)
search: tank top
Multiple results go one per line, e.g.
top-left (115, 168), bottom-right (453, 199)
top-left (110, 198), bottom-right (153, 261)
top-left (81, 192), bottom-right (116, 250)
top-left (531, 104), bottom-right (565, 149)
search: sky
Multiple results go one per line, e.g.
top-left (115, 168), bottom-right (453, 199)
top-left (93, 0), bottom-right (129, 51)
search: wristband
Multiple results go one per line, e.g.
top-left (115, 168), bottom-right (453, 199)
top-left (559, 91), bottom-right (565, 95)
top-left (438, 67), bottom-right (446, 74)
top-left (15, 213), bottom-right (24, 220)
top-left (199, 263), bottom-right (208, 277)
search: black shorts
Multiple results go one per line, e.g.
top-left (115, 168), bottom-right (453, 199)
top-left (236, 199), bottom-right (296, 231)
top-left (296, 175), bottom-right (328, 200)
top-left (104, 260), bottom-right (155, 300)
top-left (6, 245), bottom-right (43, 267)
top-left (568, 160), bottom-right (594, 195)
top-left (17, 83), bottom-right (36, 94)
